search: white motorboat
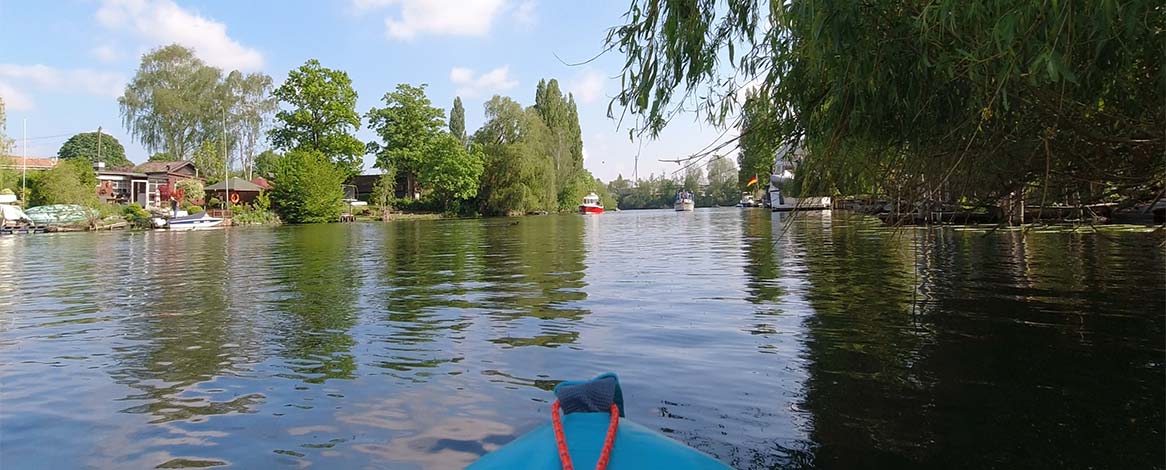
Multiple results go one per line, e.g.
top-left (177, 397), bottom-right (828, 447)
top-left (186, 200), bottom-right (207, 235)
top-left (674, 190), bottom-right (695, 211)
top-left (157, 211), bottom-right (224, 230)
top-left (737, 194), bottom-right (757, 207)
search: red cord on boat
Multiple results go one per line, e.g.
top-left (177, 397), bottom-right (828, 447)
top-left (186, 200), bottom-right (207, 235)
top-left (551, 400), bottom-right (620, 470)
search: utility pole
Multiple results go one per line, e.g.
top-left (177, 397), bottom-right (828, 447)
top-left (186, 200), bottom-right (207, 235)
top-left (20, 119), bottom-right (26, 205)
top-left (97, 126), bottom-right (103, 163)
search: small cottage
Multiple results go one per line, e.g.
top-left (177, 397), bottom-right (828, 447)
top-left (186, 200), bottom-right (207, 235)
top-left (205, 177), bottom-right (265, 205)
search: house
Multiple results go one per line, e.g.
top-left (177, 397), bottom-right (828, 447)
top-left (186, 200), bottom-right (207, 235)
top-left (347, 173), bottom-right (417, 202)
top-left (205, 177), bottom-right (264, 205)
top-left (1, 156), bottom-right (58, 172)
top-left (132, 161), bottom-right (201, 206)
top-left (95, 163), bottom-right (149, 206)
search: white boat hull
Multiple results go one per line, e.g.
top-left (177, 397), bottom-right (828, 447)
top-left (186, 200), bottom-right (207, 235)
top-left (769, 193), bottom-right (832, 211)
top-left (166, 219), bottom-right (224, 230)
top-left (674, 200), bottom-right (694, 211)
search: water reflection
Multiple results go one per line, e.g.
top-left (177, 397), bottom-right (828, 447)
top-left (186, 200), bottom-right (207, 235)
top-left (1, 213), bottom-right (1161, 469)
top-left (797, 225), bottom-right (1165, 468)
top-left (270, 225), bottom-right (362, 383)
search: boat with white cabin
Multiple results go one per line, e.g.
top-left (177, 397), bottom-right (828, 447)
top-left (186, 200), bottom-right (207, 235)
top-left (674, 190), bottom-right (695, 211)
top-left (579, 192), bottom-right (604, 214)
top-left (154, 211), bottom-right (224, 230)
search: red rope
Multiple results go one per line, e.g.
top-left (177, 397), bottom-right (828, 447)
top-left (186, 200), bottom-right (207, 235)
top-left (551, 400), bottom-right (620, 470)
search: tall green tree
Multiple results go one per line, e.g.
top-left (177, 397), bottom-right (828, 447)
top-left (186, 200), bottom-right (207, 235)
top-left (608, 0), bottom-right (1164, 209)
top-left (449, 96), bottom-right (466, 144)
top-left (736, 90), bottom-right (777, 187)
top-left (0, 97), bottom-right (12, 156)
top-left (192, 140), bottom-right (226, 184)
top-left (418, 134), bottom-right (484, 212)
top-left (706, 157), bottom-right (739, 206)
top-left (224, 71), bottom-right (277, 179)
top-left (271, 148), bottom-right (346, 223)
top-left (118, 44), bottom-right (224, 160)
top-left (533, 79), bottom-right (586, 209)
top-left (253, 149), bottom-right (282, 180)
top-left (474, 95), bottom-right (556, 215)
top-left (57, 132), bottom-right (131, 167)
top-left (270, 59), bottom-right (364, 177)
top-left (365, 83), bottom-right (445, 198)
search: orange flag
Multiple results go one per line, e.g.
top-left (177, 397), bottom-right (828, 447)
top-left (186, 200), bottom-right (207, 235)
top-left (746, 175), bottom-right (758, 187)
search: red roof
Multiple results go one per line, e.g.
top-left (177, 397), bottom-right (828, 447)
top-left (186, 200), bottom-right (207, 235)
top-left (1, 156), bottom-right (58, 170)
top-left (251, 177), bottom-right (271, 189)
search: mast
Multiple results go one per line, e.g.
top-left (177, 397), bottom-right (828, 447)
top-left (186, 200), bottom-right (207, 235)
top-left (222, 108), bottom-right (228, 209)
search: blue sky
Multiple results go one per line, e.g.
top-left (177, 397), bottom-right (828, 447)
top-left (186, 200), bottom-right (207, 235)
top-left (0, 0), bottom-right (737, 181)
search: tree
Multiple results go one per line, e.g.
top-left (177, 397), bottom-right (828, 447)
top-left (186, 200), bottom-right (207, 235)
top-left (608, 0), bottom-right (1164, 212)
top-left (174, 179), bottom-right (205, 205)
top-left (118, 44), bottom-right (224, 160)
top-left (418, 133), bottom-right (484, 212)
top-left (224, 71), bottom-right (277, 179)
top-left (253, 150), bottom-right (282, 180)
top-left (450, 96), bottom-right (466, 144)
top-left (270, 148), bottom-right (346, 223)
top-left (57, 132), bottom-right (131, 167)
top-left (532, 79), bottom-right (586, 209)
top-left (192, 140), bottom-right (226, 184)
top-left (147, 153), bottom-right (172, 162)
top-left (683, 166), bottom-right (704, 194)
top-left (0, 97), bottom-right (12, 156)
top-left (365, 83), bottom-right (446, 199)
top-left (270, 60), bottom-right (364, 177)
top-left (736, 90), bottom-right (777, 187)
top-left (706, 157), bottom-right (738, 206)
top-left (29, 159), bottom-right (98, 207)
top-left (473, 96), bottom-right (556, 215)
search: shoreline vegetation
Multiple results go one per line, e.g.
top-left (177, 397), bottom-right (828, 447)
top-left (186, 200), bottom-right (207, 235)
top-left (4, 0), bottom-right (1163, 233)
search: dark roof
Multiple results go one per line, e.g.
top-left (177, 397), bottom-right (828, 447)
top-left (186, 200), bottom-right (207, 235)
top-left (134, 160), bottom-right (194, 174)
top-left (205, 177), bottom-right (263, 192)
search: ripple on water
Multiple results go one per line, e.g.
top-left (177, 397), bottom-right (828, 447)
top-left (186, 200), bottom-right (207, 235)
top-left (0, 213), bottom-right (1162, 469)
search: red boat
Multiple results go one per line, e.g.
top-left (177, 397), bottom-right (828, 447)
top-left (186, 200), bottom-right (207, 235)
top-left (579, 192), bottom-right (604, 214)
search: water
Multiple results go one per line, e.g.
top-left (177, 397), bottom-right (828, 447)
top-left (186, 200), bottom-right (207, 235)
top-left (0, 209), bottom-right (1162, 469)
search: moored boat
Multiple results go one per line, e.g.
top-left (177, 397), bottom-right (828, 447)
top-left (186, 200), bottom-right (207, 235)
top-left (736, 193), bottom-right (757, 207)
top-left (579, 192), bottom-right (604, 214)
top-left (160, 211), bottom-right (224, 230)
top-left (674, 190), bottom-right (695, 211)
top-left (470, 373), bottom-right (728, 470)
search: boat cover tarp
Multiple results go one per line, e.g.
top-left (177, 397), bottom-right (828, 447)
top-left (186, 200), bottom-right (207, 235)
top-left (24, 205), bottom-right (96, 224)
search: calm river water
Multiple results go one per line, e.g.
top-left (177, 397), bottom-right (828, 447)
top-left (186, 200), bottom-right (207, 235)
top-left (0, 209), bottom-right (1162, 469)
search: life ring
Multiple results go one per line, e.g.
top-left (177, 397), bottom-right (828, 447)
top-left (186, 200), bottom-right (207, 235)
top-left (229, 193), bottom-right (241, 204)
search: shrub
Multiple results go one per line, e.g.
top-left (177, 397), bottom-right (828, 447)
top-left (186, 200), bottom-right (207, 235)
top-left (271, 149), bottom-right (345, 224)
top-left (122, 204), bottom-right (152, 229)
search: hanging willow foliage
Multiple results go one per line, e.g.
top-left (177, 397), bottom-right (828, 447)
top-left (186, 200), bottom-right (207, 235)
top-left (607, 0), bottom-right (1164, 209)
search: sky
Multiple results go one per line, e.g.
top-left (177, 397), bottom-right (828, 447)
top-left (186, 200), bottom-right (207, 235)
top-left (0, 0), bottom-right (738, 182)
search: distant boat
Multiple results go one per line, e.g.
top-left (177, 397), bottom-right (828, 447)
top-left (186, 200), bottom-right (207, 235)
top-left (736, 193), bottom-right (757, 207)
top-left (156, 211), bottom-right (224, 230)
top-left (674, 190), bottom-right (694, 211)
top-left (579, 192), bottom-right (604, 214)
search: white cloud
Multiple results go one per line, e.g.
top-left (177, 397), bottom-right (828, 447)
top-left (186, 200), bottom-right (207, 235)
top-left (566, 69), bottom-right (606, 105)
top-left (0, 82), bottom-right (35, 112)
top-left (96, 0), bottom-right (264, 71)
top-left (92, 44), bottom-right (120, 63)
top-left (450, 66), bottom-right (518, 98)
top-left (0, 64), bottom-right (124, 98)
top-left (355, 0), bottom-right (507, 40)
top-left (513, 1), bottom-right (537, 28)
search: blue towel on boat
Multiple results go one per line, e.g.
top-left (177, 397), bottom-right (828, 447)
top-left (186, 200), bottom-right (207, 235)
top-left (554, 373), bottom-right (625, 417)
